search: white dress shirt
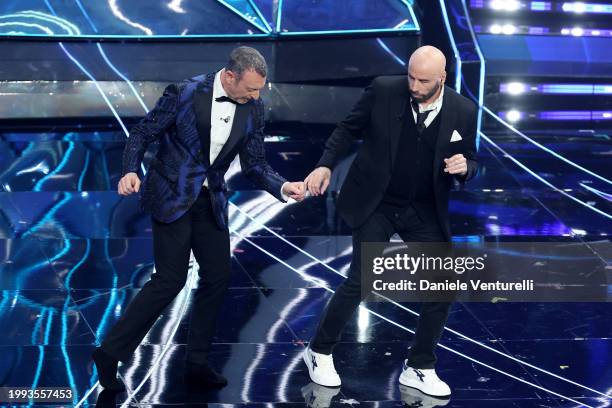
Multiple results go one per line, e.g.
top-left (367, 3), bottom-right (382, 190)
top-left (204, 70), bottom-right (291, 199)
top-left (204, 70), bottom-right (236, 188)
top-left (411, 86), bottom-right (444, 128)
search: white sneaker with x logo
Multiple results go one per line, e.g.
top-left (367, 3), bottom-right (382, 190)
top-left (399, 360), bottom-right (451, 397)
top-left (302, 347), bottom-right (341, 387)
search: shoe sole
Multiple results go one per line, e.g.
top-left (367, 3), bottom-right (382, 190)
top-left (302, 349), bottom-right (341, 388)
top-left (99, 380), bottom-right (126, 392)
top-left (399, 376), bottom-right (451, 398)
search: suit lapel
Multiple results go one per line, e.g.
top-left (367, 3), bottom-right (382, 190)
top-left (193, 76), bottom-right (215, 167)
top-left (434, 87), bottom-right (456, 182)
top-left (212, 102), bottom-right (249, 167)
top-left (389, 85), bottom-right (409, 171)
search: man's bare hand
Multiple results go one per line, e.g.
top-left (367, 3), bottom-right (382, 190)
top-left (283, 181), bottom-right (306, 202)
top-left (443, 154), bottom-right (467, 176)
top-left (118, 172), bottom-right (141, 196)
top-left (304, 167), bottom-right (331, 196)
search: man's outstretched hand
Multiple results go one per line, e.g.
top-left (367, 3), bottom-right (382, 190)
top-left (304, 166), bottom-right (331, 196)
top-left (283, 181), bottom-right (306, 202)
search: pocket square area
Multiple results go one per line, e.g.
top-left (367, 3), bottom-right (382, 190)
top-left (450, 130), bottom-right (463, 142)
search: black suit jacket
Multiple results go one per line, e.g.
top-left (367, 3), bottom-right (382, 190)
top-left (317, 76), bottom-right (478, 240)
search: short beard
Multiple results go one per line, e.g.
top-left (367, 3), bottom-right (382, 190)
top-left (412, 80), bottom-right (441, 103)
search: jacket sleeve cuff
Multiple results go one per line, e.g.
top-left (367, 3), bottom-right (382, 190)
top-left (316, 154), bottom-right (335, 170)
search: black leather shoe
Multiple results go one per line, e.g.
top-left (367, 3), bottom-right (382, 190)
top-left (95, 389), bottom-right (121, 408)
top-left (92, 347), bottom-right (125, 392)
top-left (184, 361), bottom-right (228, 390)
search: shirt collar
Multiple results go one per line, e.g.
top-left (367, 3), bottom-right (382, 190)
top-left (412, 86), bottom-right (444, 113)
top-left (213, 69), bottom-right (228, 99)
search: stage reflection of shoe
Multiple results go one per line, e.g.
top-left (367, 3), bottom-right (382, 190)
top-left (184, 361), bottom-right (228, 390)
top-left (92, 347), bottom-right (125, 392)
top-left (301, 381), bottom-right (341, 408)
top-left (399, 384), bottom-right (450, 407)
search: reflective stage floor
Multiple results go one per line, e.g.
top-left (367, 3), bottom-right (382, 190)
top-left (0, 126), bottom-right (611, 407)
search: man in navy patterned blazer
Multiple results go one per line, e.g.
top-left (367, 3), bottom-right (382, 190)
top-left (92, 46), bottom-right (305, 391)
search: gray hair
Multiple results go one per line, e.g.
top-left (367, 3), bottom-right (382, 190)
top-left (226, 46), bottom-right (267, 79)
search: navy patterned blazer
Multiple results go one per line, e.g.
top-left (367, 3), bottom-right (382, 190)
top-left (121, 72), bottom-right (287, 229)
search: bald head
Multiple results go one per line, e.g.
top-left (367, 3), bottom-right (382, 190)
top-left (409, 46), bottom-right (447, 74)
top-left (407, 46), bottom-right (447, 104)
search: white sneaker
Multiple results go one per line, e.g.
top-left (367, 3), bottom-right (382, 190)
top-left (399, 360), bottom-right (451, 397)
top-left (399, 384), bottom-right (450, 407)
top-left (301, 382), bottom-right (341, 408)
top-left (302, 347), bottom-right (341, 387)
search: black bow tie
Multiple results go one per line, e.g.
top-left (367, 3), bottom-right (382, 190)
top-left (215, 95), bottom-right (239, 105)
